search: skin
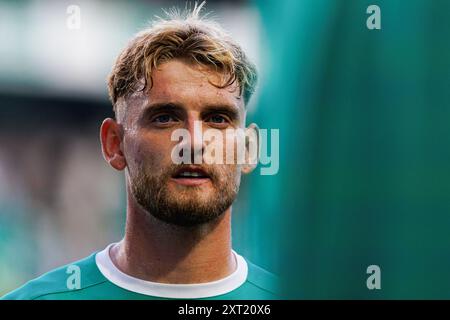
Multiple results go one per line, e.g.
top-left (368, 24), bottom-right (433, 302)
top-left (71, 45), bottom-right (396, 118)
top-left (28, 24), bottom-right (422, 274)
top-left (100, 59), bottom-right (258, 284)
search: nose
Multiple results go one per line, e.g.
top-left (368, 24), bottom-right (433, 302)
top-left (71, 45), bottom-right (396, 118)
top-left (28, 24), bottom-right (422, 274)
top-left (180, 114), bottom-right (205, 164)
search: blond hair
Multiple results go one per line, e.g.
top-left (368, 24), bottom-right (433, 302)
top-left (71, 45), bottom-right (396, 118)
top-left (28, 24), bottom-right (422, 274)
top-left (107, 1), bottom-right (257, 116)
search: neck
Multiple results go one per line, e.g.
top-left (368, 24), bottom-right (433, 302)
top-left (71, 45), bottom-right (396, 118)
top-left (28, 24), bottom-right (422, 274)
top-left (110, 195), bottom-right (236, 284)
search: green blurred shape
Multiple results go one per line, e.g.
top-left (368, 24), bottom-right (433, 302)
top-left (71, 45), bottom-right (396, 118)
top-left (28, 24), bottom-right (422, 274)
top-left (252, 0), bottom-right (450, 298)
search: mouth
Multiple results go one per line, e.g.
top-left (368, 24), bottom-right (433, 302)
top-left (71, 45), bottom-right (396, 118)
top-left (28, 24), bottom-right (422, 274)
top-left (171, 166), bottom-right (211, 186)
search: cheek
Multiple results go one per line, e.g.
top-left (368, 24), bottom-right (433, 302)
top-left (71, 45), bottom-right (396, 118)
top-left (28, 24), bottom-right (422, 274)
top-left (233, 165), bottom-right (242, 184)
top-left (124, 133), bottom-right (172, 170)
top-left (217, 164), bottom-right (241, 185)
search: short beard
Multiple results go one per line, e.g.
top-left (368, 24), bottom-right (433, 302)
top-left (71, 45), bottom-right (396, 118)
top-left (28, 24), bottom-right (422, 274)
top-left (130, 165), bottom-right (239, 227)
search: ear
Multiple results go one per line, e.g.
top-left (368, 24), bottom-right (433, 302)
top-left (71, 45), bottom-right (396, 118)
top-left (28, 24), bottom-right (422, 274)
top-left (241, 123), bottom-right (259, 175)
top-left (100, 118), bottom-right (127, 171)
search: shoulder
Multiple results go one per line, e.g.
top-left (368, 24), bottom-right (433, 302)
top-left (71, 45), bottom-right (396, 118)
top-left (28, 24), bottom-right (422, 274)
top-left (1, 252), bottom-right (107, 300)
top-left (242, 258), bottom-right (282, 299)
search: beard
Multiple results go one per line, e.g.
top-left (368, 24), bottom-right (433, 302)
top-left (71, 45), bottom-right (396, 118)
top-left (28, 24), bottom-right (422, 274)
top-left (129, 163), bottom-right (240, 227)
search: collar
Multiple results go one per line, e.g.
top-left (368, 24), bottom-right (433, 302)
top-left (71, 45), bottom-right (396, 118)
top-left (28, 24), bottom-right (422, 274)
top-left (95, 243), bottom-right (248, 298)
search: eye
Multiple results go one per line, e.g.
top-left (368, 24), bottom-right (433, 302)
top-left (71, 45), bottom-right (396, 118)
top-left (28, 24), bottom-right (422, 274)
top-left (207, 114), bottom-right (228, 124)
top-left (152, 114), bottom-right (178, 124)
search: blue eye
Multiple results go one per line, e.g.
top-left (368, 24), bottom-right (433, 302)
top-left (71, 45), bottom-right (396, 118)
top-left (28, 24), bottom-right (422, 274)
top-left (153, 114), bottom-right (176, 123)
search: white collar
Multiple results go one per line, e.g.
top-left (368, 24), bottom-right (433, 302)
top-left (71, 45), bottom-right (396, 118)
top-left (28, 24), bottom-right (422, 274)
top-left (95, 243), bottom-right (248, 299)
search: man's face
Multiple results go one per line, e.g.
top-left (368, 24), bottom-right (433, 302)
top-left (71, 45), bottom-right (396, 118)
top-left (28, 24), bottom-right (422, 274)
top-left (120, 59), bottom-right (247, 226)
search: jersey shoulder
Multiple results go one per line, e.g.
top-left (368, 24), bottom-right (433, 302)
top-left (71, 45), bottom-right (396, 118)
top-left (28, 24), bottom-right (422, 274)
top-left (213, 258), bottom-right (283, 300)
top-left (245, 259), bottom-right (282, 298)
top-left (1, 253), bottom-right (107, 300)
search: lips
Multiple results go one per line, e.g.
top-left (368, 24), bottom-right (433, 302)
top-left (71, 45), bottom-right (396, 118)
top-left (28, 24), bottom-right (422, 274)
top-left (171, 166), bottom-right (211, 186)
top-left (173, 166), bottom-right (210, 178)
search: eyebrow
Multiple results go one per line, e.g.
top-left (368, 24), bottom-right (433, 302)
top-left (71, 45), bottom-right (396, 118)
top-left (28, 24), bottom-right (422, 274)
top-left (139, 103), bottom-right (185, 120)
top-left (201, 104), bottom-right (240, 121)
top-left (140, 102), bottom-right (241, 121)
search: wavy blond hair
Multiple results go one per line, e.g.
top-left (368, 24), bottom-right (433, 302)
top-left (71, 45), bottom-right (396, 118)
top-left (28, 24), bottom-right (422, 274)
top-left (107, 1), bottom-right (257, 116)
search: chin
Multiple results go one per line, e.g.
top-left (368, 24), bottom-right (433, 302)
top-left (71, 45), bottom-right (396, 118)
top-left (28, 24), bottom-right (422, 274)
top-left (174, 192), bottom-right (216, 206)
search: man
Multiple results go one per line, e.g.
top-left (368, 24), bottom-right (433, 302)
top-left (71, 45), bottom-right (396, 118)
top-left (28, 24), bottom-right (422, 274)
top-left (2, 2), bottom-right (279, 300)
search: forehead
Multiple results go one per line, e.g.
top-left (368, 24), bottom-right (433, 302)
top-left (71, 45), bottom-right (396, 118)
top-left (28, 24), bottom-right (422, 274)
top-left (150, 59), bottom-right (241, 104)
top-left (123, 59), bottom-right (244, 120)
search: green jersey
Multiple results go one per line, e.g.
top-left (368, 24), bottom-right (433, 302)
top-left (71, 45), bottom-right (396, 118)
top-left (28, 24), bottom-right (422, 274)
top-left (1, 243), bottom-right (280, 300)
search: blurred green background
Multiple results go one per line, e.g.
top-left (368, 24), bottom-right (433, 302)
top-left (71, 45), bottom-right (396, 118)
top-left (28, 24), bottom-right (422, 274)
top-left (255, 0), bottom-right (450, 298)
top-left (1, 0), bottom-right (450, 299)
